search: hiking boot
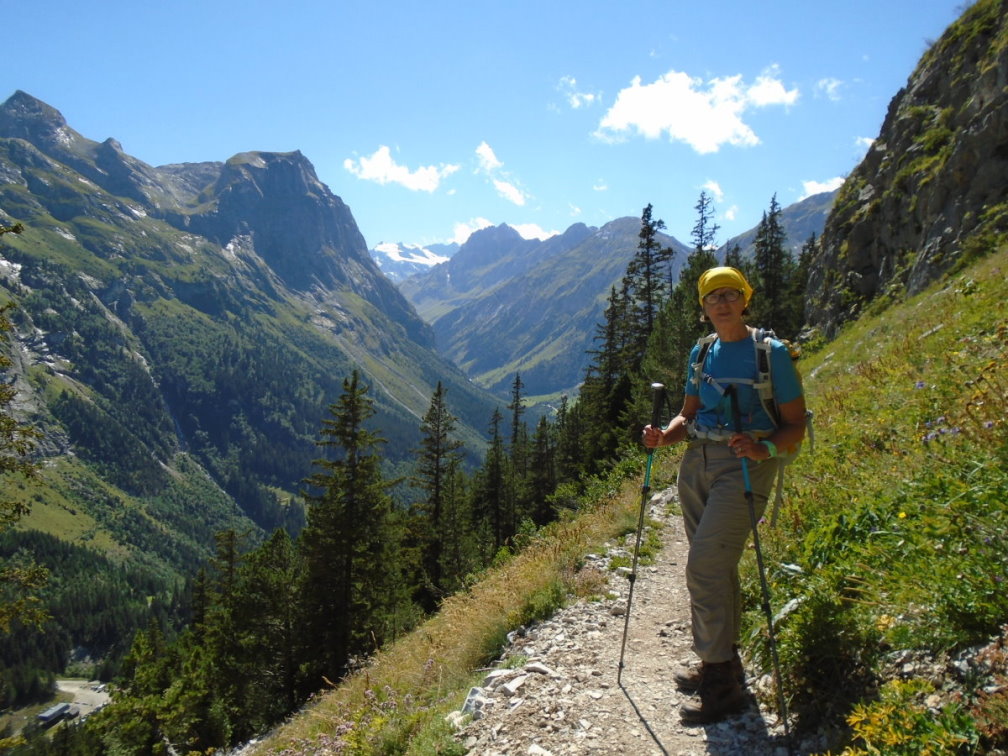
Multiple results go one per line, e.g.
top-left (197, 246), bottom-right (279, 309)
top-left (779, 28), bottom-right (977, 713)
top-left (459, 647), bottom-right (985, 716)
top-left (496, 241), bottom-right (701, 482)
top-left (679, 660), bottom-right (745, 724)
top-left (673, 647), bottom-right (745, 693)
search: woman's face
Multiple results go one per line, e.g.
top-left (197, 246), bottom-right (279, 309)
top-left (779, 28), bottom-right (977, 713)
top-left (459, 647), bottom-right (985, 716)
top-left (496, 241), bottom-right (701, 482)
top-left (702, 287), bottom-right (746, 326)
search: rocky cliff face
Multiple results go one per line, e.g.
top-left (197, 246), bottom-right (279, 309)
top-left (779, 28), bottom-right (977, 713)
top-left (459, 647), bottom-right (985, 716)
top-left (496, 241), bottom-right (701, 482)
top-left (160, 151), bottom-right (432, 345)
top-left (806, 0), bottom-right (1008, 337)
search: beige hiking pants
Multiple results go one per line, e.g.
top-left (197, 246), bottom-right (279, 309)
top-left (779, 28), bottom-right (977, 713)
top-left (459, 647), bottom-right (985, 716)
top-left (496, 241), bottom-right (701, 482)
top-left (677, 441), bottom-right (779, 664)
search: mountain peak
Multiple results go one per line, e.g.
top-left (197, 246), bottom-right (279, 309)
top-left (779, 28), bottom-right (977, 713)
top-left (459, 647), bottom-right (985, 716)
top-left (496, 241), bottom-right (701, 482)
top-left (465, 223), bottom-right (523, 247)
top-left (217, 150), bottom-right (326, 200)
top-left (1, 90), bottom-right (66, 122)
top-left (0, 90), bottom-right (72, 143)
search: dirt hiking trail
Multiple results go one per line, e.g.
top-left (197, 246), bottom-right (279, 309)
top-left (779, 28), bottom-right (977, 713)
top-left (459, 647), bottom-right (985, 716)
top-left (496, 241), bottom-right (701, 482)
top-left (455, 487), bottom-right (827, 755)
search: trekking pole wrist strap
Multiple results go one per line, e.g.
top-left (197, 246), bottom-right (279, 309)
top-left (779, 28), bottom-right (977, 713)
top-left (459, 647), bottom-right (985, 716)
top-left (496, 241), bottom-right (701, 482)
top-left (761, 439), bottom-right (778, 458)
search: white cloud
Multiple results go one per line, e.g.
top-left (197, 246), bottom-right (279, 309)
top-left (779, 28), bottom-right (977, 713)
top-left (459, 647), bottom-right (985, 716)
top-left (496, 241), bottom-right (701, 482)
top-left (593, 180), bottom-right (608, 192)
top-left (343, 145), bottom-right (459, 192)
top-left (724, 205), bottom-right (738, 222)
top-left (595, 66), bottom-right (799, 154)
top-left (558, 75), bottom-right (599, 109)
top-left (493, 178), bottom-right (527, 206)
top-left (513, 223), bottom-right (559, 241)
top-left (747, 65), bottom-right (799, 107)
top-left (815, 77), bottom-right (844, 101)
top-left (475, 141), bottom-right (502, 172)
top-left (474, 141), bottom-right (528, 206)
top-left (703, 180), bottom-right (724, 203)
top-left (569, 203), bottom-right (582, 216)
top-left (452, 218), bottom-right (494, 245)
top-left (800, 177), bottom-right (845, 199)
top-left (855, 136), bottom-right (875, 150)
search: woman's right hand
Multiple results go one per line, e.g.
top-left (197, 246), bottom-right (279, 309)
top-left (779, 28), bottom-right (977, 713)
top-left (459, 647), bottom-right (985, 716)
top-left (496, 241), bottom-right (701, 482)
top-left (642, 424), bottom-right (664, 448)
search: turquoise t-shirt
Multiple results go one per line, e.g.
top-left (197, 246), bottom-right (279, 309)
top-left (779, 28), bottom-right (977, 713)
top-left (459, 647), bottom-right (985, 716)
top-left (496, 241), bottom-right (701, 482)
top-left (684, 335), bottom-right (802, 433)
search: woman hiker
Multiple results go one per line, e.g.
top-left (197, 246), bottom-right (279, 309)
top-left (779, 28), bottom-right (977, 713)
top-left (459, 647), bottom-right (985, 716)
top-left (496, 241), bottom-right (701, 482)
top-left (641, 266), bottom-right (807, 724)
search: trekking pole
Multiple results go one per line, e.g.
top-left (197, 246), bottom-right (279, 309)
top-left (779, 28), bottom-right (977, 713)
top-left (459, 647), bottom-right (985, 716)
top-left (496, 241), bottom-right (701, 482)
top-left (727, 386), bottom-right (793, 753)
top-left (617, 382), bottom-right (665, 685)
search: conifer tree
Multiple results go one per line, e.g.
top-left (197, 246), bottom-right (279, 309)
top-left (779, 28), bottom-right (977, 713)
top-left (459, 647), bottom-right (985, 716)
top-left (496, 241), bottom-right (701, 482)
top-left (579, 283), bottom-right (633, 471)
top-left (625, 204), bottom-right (675, 351)
top-left (299, 370), bottom-right (399, 684)
top-left (198, 529), bottom-right (248, 738)
top-left (189, 568), bottom-right (210, 641)
top-left (723, 241), bottom-right (744, 270)
top-left (410, 381), bottom-right (464, 611)
top-left (527, 415), bottom-right (556, 524)
top-left (160, 638), bottom-right (230, 750)
top-left (552, 395), bottom-right (581, 489)
top-left (642, 192), bottom-right (719, 411)
top-left (233, 528), bottom-right (304, 728)
top-left (97, 619), bottom-right (178, 753)
top-left (117, 619), bottom-right (176, 699)
top-left (508, 373), bottom-right (526, 456)
top-left (507, 373), bottom-right (532, 528)
top-left (750, 194), bottom-right (795, 333)
top-left (692, 190), bottom-right (720, 257)
top-left (784, 232), bottom-right (816, 337)
top-left (472, 408), bottom-right (508, 555)
top-left (437, 459), bottom-right (476, 594)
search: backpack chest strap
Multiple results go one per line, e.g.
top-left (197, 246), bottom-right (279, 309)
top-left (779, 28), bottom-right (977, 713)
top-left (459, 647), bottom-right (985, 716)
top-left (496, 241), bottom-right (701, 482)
top-left (700, 373), bottom-right (757, 397)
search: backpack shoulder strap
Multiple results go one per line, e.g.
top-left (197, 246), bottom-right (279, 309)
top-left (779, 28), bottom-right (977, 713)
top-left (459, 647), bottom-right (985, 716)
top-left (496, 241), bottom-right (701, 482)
top-left (751, 327), bottom-right (788, 526)
top-left (751, 328), bottom-right (779, 427)
top-left (689, 333), bottom-right (718, 390)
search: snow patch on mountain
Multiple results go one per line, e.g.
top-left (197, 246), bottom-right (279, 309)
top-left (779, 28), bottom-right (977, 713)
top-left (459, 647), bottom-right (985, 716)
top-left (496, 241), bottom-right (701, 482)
top-left (370, 241), bottom-right (457, 283)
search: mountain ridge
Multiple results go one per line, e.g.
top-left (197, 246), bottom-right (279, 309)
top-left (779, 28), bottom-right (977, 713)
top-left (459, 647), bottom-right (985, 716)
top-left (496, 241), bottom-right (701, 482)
top-left (0, 90), bottom-right (501, 563)
top-left (398, 201), bottom-right (836, 399)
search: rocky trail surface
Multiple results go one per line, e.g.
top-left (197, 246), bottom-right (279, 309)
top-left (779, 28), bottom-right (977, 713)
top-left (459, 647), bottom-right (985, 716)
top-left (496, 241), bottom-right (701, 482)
top-left (452, 487), bottom-right (830, 756)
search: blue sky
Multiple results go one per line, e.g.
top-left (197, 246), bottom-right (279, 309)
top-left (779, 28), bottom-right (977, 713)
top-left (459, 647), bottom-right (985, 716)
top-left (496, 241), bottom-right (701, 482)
top-left (6, 1), bottom-right (965, 250)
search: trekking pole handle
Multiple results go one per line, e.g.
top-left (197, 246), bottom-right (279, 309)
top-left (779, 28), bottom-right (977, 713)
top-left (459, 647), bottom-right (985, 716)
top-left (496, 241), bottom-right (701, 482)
top-left (649, 382), bottom-right (665, 429)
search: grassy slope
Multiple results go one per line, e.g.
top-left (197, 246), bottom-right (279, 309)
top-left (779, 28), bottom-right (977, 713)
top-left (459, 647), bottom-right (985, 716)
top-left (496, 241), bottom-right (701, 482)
top-left (249, 247), bottom-right (1007, 754)
top-left (743, 245), bottom-right (1008, 749)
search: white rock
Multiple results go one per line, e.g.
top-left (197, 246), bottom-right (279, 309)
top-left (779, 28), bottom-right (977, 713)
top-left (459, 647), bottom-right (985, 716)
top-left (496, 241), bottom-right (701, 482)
top-left (500, 674), bottom-right (529, 697)
top-left (525, 661), bottom-right (560, 677)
